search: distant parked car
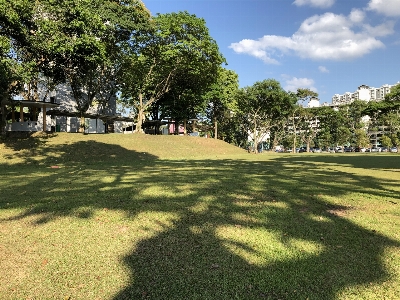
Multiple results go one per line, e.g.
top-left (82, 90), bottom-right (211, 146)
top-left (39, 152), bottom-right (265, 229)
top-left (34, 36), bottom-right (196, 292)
top-left (312, 148), bottom-right (321, 153)
top-left (381, 147), bottom-right (388, 152)
top-left (371, 147), bottom-right (379, 152)
top-left (344, 147), bottom-right (353, 152)
top-left (335, 147), bottom-right (343, 153)
top-left (390, 147), bottom-right (398, 153)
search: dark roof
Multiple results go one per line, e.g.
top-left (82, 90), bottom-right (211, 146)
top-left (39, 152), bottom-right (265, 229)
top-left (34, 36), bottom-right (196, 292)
top-left (4, 99), bottom-right (59, 109)
top-left (46, 109), bottom-right (135, 122)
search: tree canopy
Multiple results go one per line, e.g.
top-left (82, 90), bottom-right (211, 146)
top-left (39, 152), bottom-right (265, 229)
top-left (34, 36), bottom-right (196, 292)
top-left (120, 11), bottom-right (224, 133)
top-left (237, 79), bottom-right (296, 153)
top-left (0, 0), bottom-right (151, 130)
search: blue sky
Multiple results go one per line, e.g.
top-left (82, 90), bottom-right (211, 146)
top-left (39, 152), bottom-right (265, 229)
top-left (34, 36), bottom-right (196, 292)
top-left (144, 0), bottom-right (400, 104)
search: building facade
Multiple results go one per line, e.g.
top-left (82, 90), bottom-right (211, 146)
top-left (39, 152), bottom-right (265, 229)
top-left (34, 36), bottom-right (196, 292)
top-left (2, 82), bottom-right (133, 134)
top-left (332, 81), bottom-right (400, 106)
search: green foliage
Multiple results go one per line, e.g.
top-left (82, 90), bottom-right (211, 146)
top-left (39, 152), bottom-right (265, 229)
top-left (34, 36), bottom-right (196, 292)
top-left (295, 88), bottom-right (318, 103)
top-left (362, 85), bottom-right (400, 146)
top-left (120, 11), bottom-right (224, 132)
top-left (389, 133), bottom-right (400, 147)
top-left (316, 127), bottom-right (332, 149)
top-left (202, 67), bottom-right (239, 139)
top-left (0, 0), bottom-right (151, 116)
top-left (237, 79), bottom-right (296, 153)
top-left (289, 89), bottom-right (318, 150)
top-left (316, 106), bottom-right (353, 146)
top-left (385, 83), bottom-right (400, 102)
top-left (297, 107), bottom-right (319, 150)
top-left (204, 67), bottom-right (239, 119)
top-left (365, 84), bottom-right (400, 120)
top-left (346, 100), bottom-right (369, 130)
top-left (354, 128), bottom-right (370, 147)
top-left (381, 135), bottom-right (392, 148)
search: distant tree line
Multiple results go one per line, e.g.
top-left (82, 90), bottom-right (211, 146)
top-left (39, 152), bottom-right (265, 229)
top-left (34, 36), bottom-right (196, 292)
top-left (220, 82), bottom-right (400, 153)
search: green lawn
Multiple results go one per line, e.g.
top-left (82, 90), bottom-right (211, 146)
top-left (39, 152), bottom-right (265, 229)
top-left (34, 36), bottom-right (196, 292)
top-left (1, 133), bottom-right (399, 299)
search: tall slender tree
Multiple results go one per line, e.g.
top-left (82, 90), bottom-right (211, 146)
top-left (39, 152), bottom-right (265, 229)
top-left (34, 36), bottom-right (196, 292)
top-left (290, 88), bottom-right (318, 152)
top-left (203, 67), bottom-right (239, 140)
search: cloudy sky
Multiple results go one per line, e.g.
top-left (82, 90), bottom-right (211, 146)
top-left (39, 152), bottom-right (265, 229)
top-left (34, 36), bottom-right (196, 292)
top-left (144, 0), bottom-right (400, 104)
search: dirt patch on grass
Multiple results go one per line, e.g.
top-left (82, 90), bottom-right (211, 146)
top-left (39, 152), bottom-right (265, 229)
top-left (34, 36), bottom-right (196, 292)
top-left (327, 205), bottom-right (354, 217)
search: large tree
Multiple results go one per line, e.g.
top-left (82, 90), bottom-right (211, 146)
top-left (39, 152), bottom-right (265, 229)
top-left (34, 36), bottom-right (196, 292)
top-left (0, 0), bottom-right (150, 131)
top-left (0, 35), bottom-right (23, 133)
top-left (364, 84), bottom-right (400, 146)
top-left (237, 79), bottom-right (296, 153)
top-left (298, 107), bottom-right (319, 152)
top-left (290, 89), bottom-right (318, 152)
top-left (202, 67), bottom-right (239, 140)
top-left (120, 11), bottom-right (224, 133)
top-left (45, 0), bottom-right (150, 131)
top-left (316, 106), bottom-right (350, 148)
top-left (381, 84), bottom-right (400, 145)
top-left (154, 64), bottom-right (224, 134)
top-left (354, 128), bottom-right (370, 148)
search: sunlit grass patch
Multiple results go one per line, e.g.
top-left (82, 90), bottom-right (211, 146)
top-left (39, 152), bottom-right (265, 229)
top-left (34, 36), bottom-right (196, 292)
top-left (216, 225), bottom-right (325, 266)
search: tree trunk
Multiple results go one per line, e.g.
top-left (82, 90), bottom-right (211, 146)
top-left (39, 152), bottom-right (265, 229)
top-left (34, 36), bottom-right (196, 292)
top-left (253, 121), bottom-right (258, 154)
top-left (79, 113), bottom-right (85, 133)
top-left (174, 120), bottom-right (179, 135)
top-left (292, 114), bottom-right (296, 154)
top-left (214, 117), bottom-right (217, 139)
top-left (134, 93), bottom-right (145, 133)
top-left (0, 100), bottom-right (6, 135)
top-left (135, 108), bottom-right (145, 133)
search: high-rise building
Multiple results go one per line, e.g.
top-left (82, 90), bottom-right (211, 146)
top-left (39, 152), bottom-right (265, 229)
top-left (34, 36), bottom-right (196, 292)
top-left (332, 82), bottom-right (400, 106)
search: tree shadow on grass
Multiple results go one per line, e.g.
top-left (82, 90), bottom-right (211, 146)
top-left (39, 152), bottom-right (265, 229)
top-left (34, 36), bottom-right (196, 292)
top-left (113, 158), bottom-right (400, 300)
top-left (115, 206), bottom-right (396, 299)
top-left (1, 133), bottom-right (155, 167)
top-left (0, 138), bottom-right (159, 223)
top-left (1, 145), bottom-right (400, 299)
top-left (281, 153), bottom-right (400, 171)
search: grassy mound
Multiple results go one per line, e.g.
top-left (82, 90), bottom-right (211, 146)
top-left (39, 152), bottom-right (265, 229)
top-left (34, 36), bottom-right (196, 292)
top-left (0, 132), bottom-right (246, 165)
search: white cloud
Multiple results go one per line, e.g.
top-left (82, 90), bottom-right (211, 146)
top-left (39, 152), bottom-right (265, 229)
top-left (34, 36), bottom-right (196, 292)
top-left (229, 11), bottom-right (395, 63)
top-left (349, 9), bottom-right (365, 23)
top-left (293, 0), bottom-right (335, 9)
top-left (318, 66), bottom-right (329, 73)
top-left (367, 0), bottom-right (400, 17)
top-left (283, 76), bottom-right (317, 93)
top-left (363, 21), bottom-right (396, 37)
top-left (228, 39), bottom-right (280, 64)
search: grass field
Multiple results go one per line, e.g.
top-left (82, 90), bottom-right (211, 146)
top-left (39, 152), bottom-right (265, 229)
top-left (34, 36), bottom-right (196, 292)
top-left (1, 133), bottom-right (399, 300)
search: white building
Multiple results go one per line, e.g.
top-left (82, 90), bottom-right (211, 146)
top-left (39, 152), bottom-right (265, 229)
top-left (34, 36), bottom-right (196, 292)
top-left (307, 97), bottom-right (320, 108)
top-left (332, 81), bottom-right (400, 106)
top-left (2, 82), bottom-right (132, 134)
